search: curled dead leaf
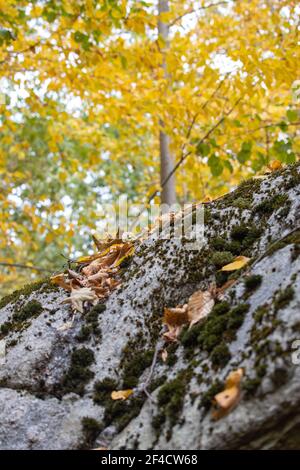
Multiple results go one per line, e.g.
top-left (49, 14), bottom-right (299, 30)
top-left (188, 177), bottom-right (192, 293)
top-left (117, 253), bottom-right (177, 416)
top-left (220, 256), bottom-right (250, 272)
top-left (111, 389), bottom-right (133, 401)
top-left (163, 306), bottom-right (188, 327)
top-left (187, 289), bottom-right (215, 327)
top-left (61, 287), bottom-right (98, 313)
top-left (50, 273), bottom-right (71, 291)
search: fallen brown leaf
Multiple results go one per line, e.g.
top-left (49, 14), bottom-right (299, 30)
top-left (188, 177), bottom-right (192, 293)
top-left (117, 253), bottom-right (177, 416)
top-left (61, 287), bottom-right (98, 313)
top-left (187, 290), bottom-right (215, 327)
top-left (50, 273), bottom-right (71, 291)
top-left (163, 306), bottom-right (188, 327)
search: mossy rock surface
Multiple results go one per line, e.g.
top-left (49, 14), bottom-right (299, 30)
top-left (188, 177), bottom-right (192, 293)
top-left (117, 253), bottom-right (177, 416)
top-left (0, 163), bottom-right (299, 450)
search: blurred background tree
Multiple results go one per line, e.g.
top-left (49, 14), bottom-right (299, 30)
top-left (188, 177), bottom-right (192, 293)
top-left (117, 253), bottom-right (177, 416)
top-left (0, 0), bottom-right (299, 294)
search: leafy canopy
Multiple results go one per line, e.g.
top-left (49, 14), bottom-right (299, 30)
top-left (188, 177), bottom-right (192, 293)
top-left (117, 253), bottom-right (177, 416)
top-left (0, 0), bottom-right (299, 293)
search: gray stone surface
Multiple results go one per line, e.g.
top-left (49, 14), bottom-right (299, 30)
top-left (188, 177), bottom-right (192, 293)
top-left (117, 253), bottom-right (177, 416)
top-left (0, 163), bottom-right (299, 449)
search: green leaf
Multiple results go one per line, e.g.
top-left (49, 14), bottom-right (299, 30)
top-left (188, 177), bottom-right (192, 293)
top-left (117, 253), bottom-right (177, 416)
top-left (196, 142), bottom-right (210, 156)
top-left (209, 138), bottom-right (219, 148)
top-left (286, 152), bottom-right (296, 164)
top-left (237, 141), bottom-right (252, 164)
top-left (120, 55), bottom-right (127, 69)
top-left (272, 139), bottom-right (292, 161)
top-left (252, 152), bottom-right (266, 171)
top-left (73, 31), bottom-right (90, 50)
top-left (223, 160), bottom-right (234, 173)
top-left (208, 154), bottom-right (223, 177)
top-left (286, 109), bottom-right (298, 123)
top-left (278, 121), bottom-right (288, 132)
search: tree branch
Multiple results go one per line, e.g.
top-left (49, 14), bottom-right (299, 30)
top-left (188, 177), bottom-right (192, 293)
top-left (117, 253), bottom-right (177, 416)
top-left (170, 1), bottom-right (234, 27)
top-left (155, 96), bottom-right (243, 200)
top-left (0, 262), bottom-right (52, 273)
top-left (129, 96), bottom-right (242, 232)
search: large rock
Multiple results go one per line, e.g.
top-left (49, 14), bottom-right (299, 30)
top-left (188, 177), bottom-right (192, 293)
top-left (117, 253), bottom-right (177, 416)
top-left (0, 163), bottom-right (299, 450)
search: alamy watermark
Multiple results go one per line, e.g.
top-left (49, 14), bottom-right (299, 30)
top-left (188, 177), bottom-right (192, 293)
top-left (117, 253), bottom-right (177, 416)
top-left (95, 196), bottom-right (205, 251)
top-left (291, 340), bottom-right (300, 365)
top-left (292, 80), bottom-right (300, 105)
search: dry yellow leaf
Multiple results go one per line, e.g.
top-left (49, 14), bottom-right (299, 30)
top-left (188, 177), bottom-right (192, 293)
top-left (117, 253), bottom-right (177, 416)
top-left (225, 368), bottom-right (243, 388)
top-left (187, 290), bottom-right (215, 327)
top-left (268, 160), bottom-right (282, 171)
top-left (212, 368), bottom-right (243, 420)
top-left (220, 256), bottom-right (250, 272)
top-left (113, 245), bottom-right (134, 267)
top-left (111, 389), bottom-right (133, 401)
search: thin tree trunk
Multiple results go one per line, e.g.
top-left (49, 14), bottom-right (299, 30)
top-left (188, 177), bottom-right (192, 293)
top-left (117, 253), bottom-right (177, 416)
top-left (158, 0), bottom-right (176, 209)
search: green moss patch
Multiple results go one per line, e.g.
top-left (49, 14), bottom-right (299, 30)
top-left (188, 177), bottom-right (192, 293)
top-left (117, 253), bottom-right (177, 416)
top-left (181, 301), bottom-right (249, 368)
top-left (253, 194), bottom-right (290, 217)
top-left (211, 251), bottom-right (234, 269)
top-left (200, 379), bottom-right (223, 409)
top-left (210, 342), bottom-right (231, 367)
top-left (122, 349), bottom-right (154, 389)
top-left (58, 347), bottom-right (95, 396)
top-left (244, 274), bottom-right (262, 292)
top-left (0, 278), bottom-right (58, 310)
top-left (93, 377), bottom-right (146, 431)
top-left (0, 300), bottom-right (43, 339)
top-left (77, 302), bottom-right (105, 341)
top-left (253, 305), bottom-right (268, 324)
top-left (81, 417), bottom-right (102, 449)
top-left (152, 369), bottom-right (192, 437)
top-left (274, 286), bottom-right (295, 312)
top-left (93, 377), bottom-right (118, 405)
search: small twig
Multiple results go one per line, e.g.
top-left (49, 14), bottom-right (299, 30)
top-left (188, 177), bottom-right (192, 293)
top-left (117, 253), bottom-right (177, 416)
top-left (170, 1), bottom-right (233, 27)
top-left (139, 334), bottom-right (166, 402)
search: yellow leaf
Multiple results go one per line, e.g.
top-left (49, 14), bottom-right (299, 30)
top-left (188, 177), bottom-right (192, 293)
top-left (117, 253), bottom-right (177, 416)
top-left (212, 368), bottom-right (243, 420)
top-left (113, 245), bottom-right (134, 267)
top-left (111, 389), bottom-right (133, 401)
top-left (202, 195), bottom-right (212, 203)
top-left (220, 256), bottom-right (250, 272)
top-left (268, 160), bottom-right (282, 171)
